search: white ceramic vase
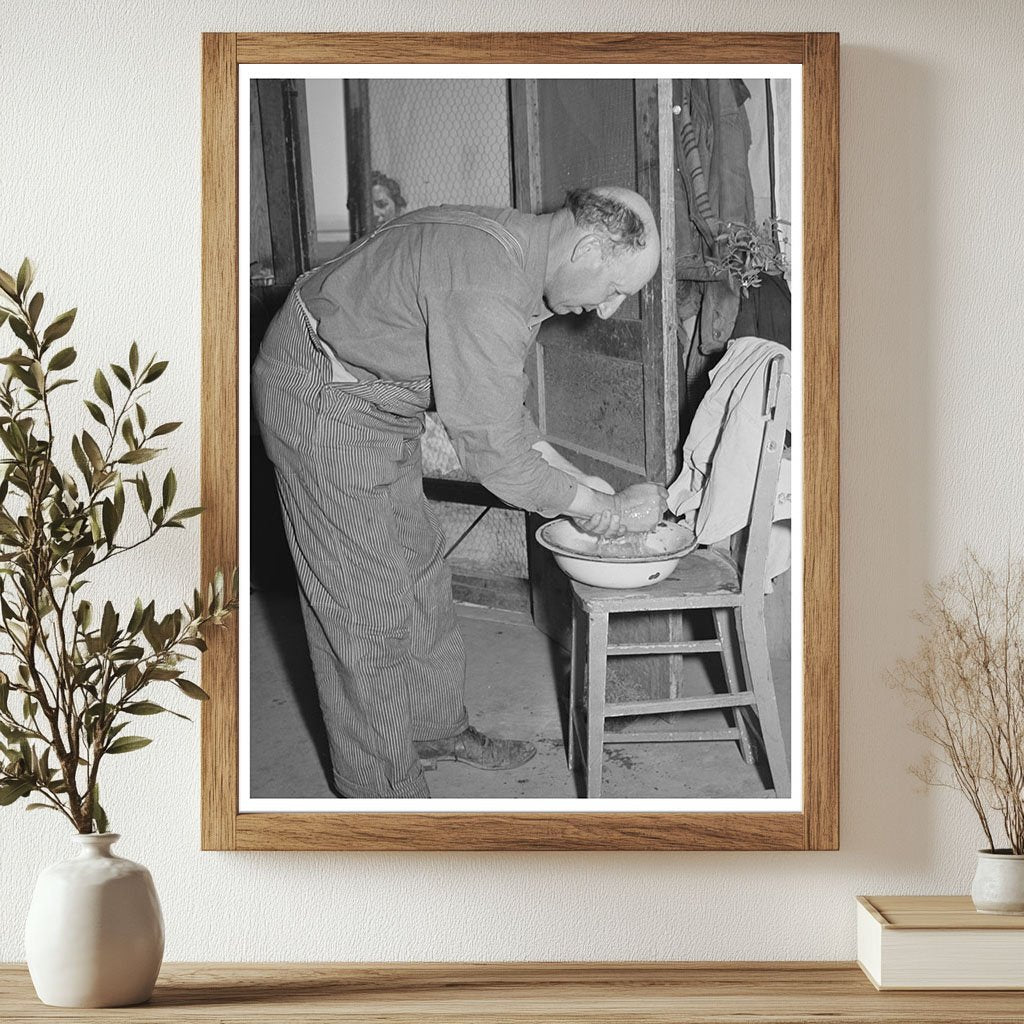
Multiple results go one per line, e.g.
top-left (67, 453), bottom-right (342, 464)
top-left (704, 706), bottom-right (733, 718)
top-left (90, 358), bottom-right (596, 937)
top-left (25, 833), bottom-right (164, 1007)
top-left (970, 850), bottom-right (1024, 915)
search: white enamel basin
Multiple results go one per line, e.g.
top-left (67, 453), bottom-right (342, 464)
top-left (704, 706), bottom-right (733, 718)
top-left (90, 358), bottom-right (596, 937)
top-left (535, 518), bottom-right (697, 589)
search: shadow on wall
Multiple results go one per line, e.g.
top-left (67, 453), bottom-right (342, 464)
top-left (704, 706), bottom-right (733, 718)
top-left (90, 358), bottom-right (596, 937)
top-left (838, 48), bottom-right (936, 867)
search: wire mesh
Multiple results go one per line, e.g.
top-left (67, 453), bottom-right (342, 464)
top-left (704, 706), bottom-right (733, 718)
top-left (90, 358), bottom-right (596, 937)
top-left (368, 79), bottom-right (511, 210)
top-left (433, 502), bottom-right (529, 579)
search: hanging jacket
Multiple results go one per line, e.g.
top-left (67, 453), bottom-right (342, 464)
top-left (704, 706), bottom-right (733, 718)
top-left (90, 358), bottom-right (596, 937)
top-left (674, 79), bottom-right (757, 358)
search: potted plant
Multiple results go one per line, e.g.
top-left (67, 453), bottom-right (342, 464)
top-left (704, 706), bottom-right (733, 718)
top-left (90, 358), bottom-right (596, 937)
top-left (704, 217), bottom-right (790, 296)
top-left (0, 260), bottom-right (237, 1005)
top-left (895, 552), bottom-right (1024, 913)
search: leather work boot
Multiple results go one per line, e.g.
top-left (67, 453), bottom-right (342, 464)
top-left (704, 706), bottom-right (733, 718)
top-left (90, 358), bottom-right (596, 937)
top-left (415, 725), bottom-right (537, 771)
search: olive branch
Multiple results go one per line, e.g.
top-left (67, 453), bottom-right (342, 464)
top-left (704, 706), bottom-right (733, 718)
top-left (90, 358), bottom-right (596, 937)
top-left (0, 259), bottom-right (236, 833)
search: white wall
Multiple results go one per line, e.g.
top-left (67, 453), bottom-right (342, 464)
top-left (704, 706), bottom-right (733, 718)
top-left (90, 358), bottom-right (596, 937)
top-left (2, 0), bottom-right (1022, 962)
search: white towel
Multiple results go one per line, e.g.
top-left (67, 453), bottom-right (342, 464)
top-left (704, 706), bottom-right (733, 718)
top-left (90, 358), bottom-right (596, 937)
top-left (667, 337), bottom-right (792, 590)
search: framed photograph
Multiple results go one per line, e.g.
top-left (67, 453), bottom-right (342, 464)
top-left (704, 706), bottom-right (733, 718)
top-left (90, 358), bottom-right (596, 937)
top-left (201, 32), bottom-right (838, 850)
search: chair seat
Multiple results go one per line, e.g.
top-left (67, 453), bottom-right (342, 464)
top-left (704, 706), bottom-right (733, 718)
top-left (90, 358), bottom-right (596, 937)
top-left (572, 547), bottom-right (741, 612)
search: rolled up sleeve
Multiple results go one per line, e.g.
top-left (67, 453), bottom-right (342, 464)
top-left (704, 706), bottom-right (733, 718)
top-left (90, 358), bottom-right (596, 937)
top-left (426, 288), bottom-right (578, 513)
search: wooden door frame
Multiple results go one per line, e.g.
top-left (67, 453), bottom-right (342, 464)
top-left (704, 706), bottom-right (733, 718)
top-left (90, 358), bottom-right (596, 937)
top-left (251, 78), bottom-right (317, 291)
top-left (343, 79), bottom-right (374, 241)
top-left (509, 77), bottom-right (680, 484)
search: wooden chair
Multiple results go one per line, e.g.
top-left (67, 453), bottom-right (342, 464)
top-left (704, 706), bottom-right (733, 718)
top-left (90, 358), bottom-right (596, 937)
top-left (567, 356), bottom-right (791, 798)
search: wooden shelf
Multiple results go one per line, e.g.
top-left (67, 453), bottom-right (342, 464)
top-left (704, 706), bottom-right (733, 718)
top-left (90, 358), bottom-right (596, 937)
top-left (3, 962), bottom-right (1023, 1022)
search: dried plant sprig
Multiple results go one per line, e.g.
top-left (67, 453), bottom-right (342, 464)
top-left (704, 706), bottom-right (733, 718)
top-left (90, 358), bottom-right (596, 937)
top-left (0, 259), bottom-right (237, 833)
top-left (894, 551), bottom-right (1024, 854)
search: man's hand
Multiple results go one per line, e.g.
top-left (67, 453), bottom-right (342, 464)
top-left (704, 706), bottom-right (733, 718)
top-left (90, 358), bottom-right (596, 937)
top-left (572, 473), bottom-right (623, 537)
top-left (575, 506), bottom-right (623, 537)
top-left (535, 441), bottom-right (624, 534)
top-left (613, 482), bottom-right (668, 533)
top-left (572, 481), bottom-right (668, 537)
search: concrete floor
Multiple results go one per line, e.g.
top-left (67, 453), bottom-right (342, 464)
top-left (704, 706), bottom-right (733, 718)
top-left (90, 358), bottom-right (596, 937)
top-left (248, 586), bottom-right (792, 801)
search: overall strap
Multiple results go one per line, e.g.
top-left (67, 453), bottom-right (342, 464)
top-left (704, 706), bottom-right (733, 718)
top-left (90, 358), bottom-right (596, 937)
top-left (374, 207), bottom-right (526, 271)
top-left (305, 207), bottom-right (526, 283)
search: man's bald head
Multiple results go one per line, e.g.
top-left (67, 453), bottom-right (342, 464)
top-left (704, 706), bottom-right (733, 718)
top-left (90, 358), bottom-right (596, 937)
top-left (564, 186), bottom-right (658, 257)
top-left (544, 186), bottom-right (661, 319)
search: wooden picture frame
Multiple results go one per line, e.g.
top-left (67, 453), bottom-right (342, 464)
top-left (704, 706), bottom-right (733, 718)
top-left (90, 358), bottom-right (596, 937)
top-left (201, 32), bottom-right (839, 851)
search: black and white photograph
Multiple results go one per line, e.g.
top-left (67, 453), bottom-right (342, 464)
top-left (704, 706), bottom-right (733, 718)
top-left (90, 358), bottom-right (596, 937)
top-left (243, 68), bottom-right (801, 809)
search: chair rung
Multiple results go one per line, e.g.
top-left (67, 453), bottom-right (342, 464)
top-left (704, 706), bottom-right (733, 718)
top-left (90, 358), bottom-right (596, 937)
top-left (605, 692), bottom-right (756, 717)
top-left (606, 728), bottom-right (741, 744)
top-left (607, 639), bottom-right (723, 656)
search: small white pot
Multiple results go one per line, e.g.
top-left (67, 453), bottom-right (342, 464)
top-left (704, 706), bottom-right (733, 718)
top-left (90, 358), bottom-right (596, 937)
top-left (25, 833), bottom-right (164, 1007)
top-left (970, 849), bottom-right (1024, 915)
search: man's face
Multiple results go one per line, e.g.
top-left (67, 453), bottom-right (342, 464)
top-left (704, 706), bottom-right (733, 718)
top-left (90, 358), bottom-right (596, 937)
top-left (544, 238), bottom-right (659, 319)
top-left (372, 184), bottom-right (398, 227)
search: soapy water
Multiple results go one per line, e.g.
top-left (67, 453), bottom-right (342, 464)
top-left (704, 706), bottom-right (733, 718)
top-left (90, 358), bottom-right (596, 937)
top-left (554, 519), bottom-right (693, 561)
top-left (594, 532), bottom-right (660, 558)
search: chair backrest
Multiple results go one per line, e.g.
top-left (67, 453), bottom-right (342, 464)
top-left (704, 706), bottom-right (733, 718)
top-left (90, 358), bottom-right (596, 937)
top-left (737, 354), bottom-right (791, 597)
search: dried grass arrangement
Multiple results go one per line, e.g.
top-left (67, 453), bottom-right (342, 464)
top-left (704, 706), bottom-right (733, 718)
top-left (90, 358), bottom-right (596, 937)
top-left (894, 552), bottom-right (1024, 854)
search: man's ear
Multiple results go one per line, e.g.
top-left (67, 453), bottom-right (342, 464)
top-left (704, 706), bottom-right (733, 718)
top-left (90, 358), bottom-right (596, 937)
top-left (570, 233), bottom-right (605, 263)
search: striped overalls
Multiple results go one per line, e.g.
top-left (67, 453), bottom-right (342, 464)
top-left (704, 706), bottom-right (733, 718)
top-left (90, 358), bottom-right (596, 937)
top-left (251, 209), bottom-right (526, 799)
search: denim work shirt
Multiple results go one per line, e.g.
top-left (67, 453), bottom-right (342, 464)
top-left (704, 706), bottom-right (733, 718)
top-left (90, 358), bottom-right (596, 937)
top-left (299, 206), bottom-right (578, 515)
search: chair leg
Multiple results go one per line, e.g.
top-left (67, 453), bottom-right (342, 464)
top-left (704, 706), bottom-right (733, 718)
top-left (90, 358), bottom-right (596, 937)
top-left (736, 604), bottom-right (790, 799)
top-left (567, 598), bottom-right (580, 770)
top-left (713, 608), bottom-right (755, 765)
top-left (585, 610), bottom-right (610, 799)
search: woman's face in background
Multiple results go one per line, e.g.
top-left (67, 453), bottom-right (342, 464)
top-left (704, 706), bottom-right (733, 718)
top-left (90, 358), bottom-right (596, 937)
top-left (372, 184), bottom-right (398, 227)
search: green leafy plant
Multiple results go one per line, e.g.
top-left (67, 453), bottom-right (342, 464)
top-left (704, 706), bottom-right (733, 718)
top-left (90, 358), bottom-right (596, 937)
top-left (0, 259), bottom-right (236, 833)
top-left (705, 218), bottom-right (790, 296)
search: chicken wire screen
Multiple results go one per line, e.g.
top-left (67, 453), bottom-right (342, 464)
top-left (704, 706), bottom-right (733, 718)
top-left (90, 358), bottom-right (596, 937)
top-left (368, 79), bottom-right (512, 210)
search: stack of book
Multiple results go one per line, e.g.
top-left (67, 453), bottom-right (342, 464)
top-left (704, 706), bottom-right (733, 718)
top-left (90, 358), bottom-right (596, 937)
top-left (857, 895), bottom-right (1024, 990)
